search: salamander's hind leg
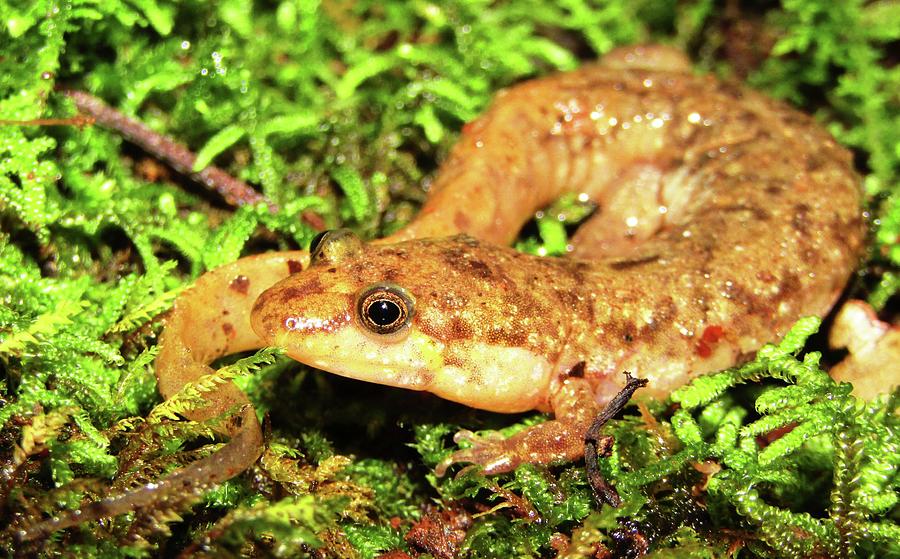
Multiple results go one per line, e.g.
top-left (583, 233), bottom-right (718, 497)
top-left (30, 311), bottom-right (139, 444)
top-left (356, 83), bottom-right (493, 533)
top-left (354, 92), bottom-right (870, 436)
top-left (435, 371), bottom-right (601, 476)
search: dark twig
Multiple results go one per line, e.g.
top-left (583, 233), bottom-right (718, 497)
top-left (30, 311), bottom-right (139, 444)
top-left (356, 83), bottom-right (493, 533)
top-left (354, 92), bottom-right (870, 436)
top-left (64, 90), bottom-right (275, 211)
top-left (584, 372), bottom-right (648, 507)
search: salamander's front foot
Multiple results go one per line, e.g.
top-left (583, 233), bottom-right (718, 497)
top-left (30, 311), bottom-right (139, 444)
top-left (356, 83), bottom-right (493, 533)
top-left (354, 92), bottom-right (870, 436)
top-left (434, 372), bottom-right (649, 511)
top-left (434, 419), bottom-right (590, 477)
top-left (435, 429), bottom-right (523, 476)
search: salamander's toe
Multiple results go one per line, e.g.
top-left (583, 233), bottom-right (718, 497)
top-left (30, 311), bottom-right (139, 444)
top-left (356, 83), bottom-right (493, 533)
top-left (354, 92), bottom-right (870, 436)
top-left (435, 430), bottom-right (520, 477)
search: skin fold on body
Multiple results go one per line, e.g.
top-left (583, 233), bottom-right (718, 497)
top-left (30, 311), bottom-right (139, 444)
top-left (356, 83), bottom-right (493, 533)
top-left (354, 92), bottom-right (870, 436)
top-left (21, 45), bottom-right (865, 540)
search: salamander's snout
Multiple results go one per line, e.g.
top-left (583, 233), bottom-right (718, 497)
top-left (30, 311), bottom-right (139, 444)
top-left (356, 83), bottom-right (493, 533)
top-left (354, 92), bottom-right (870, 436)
top-left (250, 272), bottom-right (354, 349)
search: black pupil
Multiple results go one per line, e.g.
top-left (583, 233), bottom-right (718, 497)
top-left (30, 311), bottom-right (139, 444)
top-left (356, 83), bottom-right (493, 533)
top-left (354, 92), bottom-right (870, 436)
top-left (367, 299), bottom-right (401, 326)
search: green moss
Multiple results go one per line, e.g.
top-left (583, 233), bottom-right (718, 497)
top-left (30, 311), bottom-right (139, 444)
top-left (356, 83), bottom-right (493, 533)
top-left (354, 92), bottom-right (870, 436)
top-left (0, 0), bottom-right (897, 557)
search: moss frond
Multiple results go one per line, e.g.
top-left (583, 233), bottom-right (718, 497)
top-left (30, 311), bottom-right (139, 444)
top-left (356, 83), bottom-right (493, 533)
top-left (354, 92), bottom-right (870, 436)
top-left (147, 347), bottom-right (281, 423)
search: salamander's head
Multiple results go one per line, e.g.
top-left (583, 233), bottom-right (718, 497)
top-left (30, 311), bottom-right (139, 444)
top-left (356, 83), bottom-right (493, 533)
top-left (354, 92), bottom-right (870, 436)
top-left (250, 230), bottom-right (562, 413)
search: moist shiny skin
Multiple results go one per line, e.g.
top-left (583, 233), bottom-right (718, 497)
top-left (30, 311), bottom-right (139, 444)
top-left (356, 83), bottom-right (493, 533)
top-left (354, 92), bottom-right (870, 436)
top-left (252, 46), bottom-right (864, 473)
top-left (22, 45), bottom-right (864, 539)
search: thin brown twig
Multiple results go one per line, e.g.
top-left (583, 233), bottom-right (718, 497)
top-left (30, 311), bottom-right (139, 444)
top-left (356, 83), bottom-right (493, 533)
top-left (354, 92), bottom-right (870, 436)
top-left (583, 371), bottom-right (648, 507)
top-left (0, 116), bottom-right (95, 127)
top-left (63, 90), bottom-right (277, 211)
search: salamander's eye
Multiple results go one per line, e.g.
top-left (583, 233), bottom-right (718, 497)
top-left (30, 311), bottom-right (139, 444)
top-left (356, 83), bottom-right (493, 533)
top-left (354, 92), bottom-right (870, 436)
top-left (309, 230), bottom-right (330, 255)
top-left (357, 284), bottom-right (414, 335)
top-left (309, 228), bottom-right (363, 266)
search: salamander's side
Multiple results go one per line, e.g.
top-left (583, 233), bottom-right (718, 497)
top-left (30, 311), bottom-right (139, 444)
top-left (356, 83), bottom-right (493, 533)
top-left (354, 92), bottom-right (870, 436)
top-left (563, 69), bottom-right (865, 398)
top-left (387, 60), bottom-right (866, 400)
top-left (249, 53), bottom-right (865, 476)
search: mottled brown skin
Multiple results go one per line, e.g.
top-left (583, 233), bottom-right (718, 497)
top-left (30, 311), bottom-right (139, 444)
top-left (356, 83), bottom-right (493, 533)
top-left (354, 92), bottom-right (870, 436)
top-left (22, 45), bottom-right (864, 539)
top-left (252, 45), bottom-right (864, 472)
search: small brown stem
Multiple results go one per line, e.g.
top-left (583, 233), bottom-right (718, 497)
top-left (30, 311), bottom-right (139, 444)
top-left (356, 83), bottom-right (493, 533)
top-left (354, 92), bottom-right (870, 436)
top-left (63, 90), bottom-right (276, 211)
top-left (584, 372), bottom-right (648, 507)
top-left (0, 116), bottom-right (95, 127)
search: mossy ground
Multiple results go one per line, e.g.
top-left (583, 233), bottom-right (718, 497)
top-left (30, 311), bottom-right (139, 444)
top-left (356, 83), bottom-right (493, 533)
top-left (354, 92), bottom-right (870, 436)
top-left (0, 1), bottom-right (898, 557)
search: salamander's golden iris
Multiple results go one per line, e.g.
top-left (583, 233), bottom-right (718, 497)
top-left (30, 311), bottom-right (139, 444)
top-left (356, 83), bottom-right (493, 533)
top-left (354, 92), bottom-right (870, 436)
top-left (356, 284), bottom-right (414, 336)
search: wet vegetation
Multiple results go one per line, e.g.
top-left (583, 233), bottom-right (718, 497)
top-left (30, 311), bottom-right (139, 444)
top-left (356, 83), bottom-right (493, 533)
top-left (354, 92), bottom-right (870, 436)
top-left (0, 0), bottom-right (897, 556)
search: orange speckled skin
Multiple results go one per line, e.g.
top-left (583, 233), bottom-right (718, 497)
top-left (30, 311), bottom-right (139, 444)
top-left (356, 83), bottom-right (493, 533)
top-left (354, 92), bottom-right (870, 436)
top-left (251, 46), bottom-right (863, 471)
top-left (25, 46), bottom-right (864, 537)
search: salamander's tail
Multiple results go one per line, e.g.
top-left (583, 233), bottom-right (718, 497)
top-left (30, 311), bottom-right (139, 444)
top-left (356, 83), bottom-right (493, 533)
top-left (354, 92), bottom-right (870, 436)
top-left (598, 44), bottom-right (692, 73)
top-left (17, 405), bottom-right (262, 544)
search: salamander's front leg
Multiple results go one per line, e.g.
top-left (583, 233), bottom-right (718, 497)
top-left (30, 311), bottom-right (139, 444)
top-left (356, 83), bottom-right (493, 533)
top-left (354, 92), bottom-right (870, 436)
top-left (435, 368), bottom-right (600, 476)
top-left (20, 251), bottom-right (309, 542)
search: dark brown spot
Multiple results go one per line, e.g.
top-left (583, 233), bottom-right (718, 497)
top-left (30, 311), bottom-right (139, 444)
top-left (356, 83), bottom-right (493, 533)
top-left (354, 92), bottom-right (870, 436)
top-left (229, 275), bottom-right (250, 295)
top-left (287, 259), bottom-right (303, 274)
top-left (718, 82), bottom-right (745, 100)
top-left (565, 361), bottom-right (586, 378)
top-left (604, 317), bottom-right (640, 347)
top-left (466, 259), bottom-right (493, 279)
top-left (382, 248), bottom-right (410, 261)
top-left (722, 280), bottom-right (782, 317)
top-left (382, 268), bottom-right (400, 282)
top-left (643, 297), bottom-right (677, 334)
top-left (699, 203), bottom-right (769, 221)
top-left (608, 254), bottom-right (660, 271)
top-left (778, 273), bottom-right (801, 300)
top-left (273, 277), bottom-right (323, 306)
top-left (345, 262), bottom-right (367, 278)
top-left (791, 203), bottom-right (811, 234)
top-left (804, 154), bottom-right (826, 172)
top-left (446, 316), bottom-right (474, 340)
top-left (222, 322), bottom-right (235, 338)
top-left (454, 211), bottom-right (471, 230)
top-left (441, 246), bottom-right (494, 280)
top-left (732, 204), bottom-right (769, 221)
top-left (418, 313), bottom-right (475, 342)
top-left (557, 290), bottom-right (580, 310)
top-left (826, 214), bottom-right (864, 258)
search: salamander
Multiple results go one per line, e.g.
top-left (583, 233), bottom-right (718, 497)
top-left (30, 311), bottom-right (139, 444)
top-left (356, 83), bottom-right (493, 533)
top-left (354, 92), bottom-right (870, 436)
top-left (21, 45), bottom-right (865, 540)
